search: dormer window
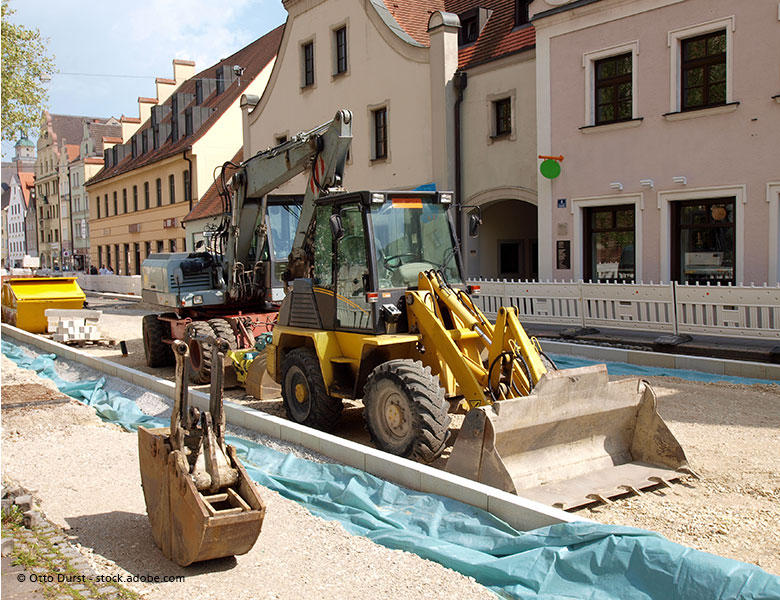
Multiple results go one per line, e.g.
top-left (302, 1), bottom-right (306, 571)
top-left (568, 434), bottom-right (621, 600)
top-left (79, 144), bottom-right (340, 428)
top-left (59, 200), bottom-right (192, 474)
top-left (185, 108), bottom-right (193, 137)
top-left (460, 15), bottom-right (479, 45)
top-left (514, 0), bottom-right (531, 27)
top-left (196, 80), bottom-right (203, 104)
top-left (216, 66), bottom-right (225, 95)
top-left (458, 7), bottom-right (491, 47)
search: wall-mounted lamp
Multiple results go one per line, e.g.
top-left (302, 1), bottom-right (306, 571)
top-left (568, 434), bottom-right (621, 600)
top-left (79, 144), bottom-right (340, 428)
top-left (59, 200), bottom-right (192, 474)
top-left (672, 176), bottom-right (687, 185)
top-left (609, 182), bottom-right (623, 191)
top-left (639, 179), bottom-right (654, 189)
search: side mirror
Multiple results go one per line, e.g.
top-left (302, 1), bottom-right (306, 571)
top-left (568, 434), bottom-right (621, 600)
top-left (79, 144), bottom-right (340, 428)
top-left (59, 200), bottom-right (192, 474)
top-left (468, 209), bottom-right (482, 238)
top-left (329, 213), bottom-right (344, 240)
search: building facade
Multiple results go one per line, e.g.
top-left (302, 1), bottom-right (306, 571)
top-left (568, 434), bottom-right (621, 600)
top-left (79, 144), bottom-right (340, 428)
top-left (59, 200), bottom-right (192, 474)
top-left (7, 171), bottom-right (35, 267)
top-left (86, 29), bottom-right (283, 275)
top-left (531, 0), bottom-right (780, 284)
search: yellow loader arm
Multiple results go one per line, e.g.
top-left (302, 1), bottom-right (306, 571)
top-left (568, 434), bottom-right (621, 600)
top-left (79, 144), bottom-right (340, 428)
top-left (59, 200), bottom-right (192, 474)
top-left (405, 271), bottom-right (693, 510)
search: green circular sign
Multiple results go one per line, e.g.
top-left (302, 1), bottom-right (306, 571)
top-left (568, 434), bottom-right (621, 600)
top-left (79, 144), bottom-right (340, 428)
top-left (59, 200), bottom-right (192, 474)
top-left (540, 159), bottom-right (561, 179)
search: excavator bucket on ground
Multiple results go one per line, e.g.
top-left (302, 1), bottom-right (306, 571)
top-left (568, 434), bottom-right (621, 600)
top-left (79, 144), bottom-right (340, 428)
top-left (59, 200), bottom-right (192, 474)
top-left (138, 336), bottom-right (265, 566)
top-left (446, 364), bottom-right (692, 510)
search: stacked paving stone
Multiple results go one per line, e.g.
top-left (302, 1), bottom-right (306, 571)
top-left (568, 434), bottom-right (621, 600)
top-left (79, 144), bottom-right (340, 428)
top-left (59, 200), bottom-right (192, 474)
top-left (45, 310), bottom-right (103, 344)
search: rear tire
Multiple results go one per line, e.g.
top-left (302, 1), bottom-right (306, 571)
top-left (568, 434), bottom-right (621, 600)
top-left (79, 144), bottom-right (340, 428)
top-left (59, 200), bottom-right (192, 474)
top-left (142, 314), bottom-right (174, 367)
top-left (281, 348), bottom-right (343, 430)
top-left (363, 360), bottom-right (451, 463)
top-left (187, 321), bottom-right (215, 383)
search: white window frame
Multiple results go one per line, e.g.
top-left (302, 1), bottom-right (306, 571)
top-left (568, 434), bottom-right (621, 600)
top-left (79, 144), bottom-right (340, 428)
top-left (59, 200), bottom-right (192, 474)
top-left (657, 184), bottom-right (745, 284)
top-left (486, 89), bottom-right (516, 143)
top-left (582, 41), bottom-right (639, 127)
top-left (767, 182), bottom-right (780, 285)
top-left (571, 193), bottom-right (644, 282)
top-left (667, 16), bottom-right (735, 114)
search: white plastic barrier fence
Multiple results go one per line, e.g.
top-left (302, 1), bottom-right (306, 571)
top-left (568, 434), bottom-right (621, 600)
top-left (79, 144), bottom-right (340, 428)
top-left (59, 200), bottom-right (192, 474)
top-left (470, 279), bottom-right (780, 341)
top-left (675, 284), bottom-right (780, 339)
top-left (581, 282), bottom-right (675, 333)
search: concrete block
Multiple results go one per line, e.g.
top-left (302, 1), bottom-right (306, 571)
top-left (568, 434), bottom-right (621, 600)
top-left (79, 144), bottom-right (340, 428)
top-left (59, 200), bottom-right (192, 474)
top-left (627, 350), bottom-right (675, 368)
top-left (673, 355), bottom-right (724, 375)
top-left (764, 363), bottom-right (780, 381)
top-left (318, 436), bottom-right (367, 471)
top-left (364, 450), bottom-right (422, 491)
top-left (14, 494), bottom-right (32, 511)
top-left (279, 422), bottom-right (323, 454)
top-left (487, 490), bottom-right (573, 532)
top-left (112, 363), bottom-right (138, 384)
top-left (243, 411), bottom-right (282, 439)
top-left (418, 468), bottom-right (489, 510)
top-left (723, 360), bottom-right (767, 380)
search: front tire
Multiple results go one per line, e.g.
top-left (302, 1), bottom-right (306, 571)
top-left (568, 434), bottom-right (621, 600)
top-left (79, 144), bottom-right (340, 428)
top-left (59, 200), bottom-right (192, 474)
top-left (362, 360), bottom-right (450, 463)
top-left (281, 348), bottom-right (343, 430)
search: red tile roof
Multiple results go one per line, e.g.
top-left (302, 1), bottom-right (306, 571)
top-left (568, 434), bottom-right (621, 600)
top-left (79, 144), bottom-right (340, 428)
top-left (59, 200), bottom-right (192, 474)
top-left (18, 172), bottom-right (34, 207)
top-left (183, 149), bottom-right (242, 222)
top-left (87, 24), bottom-right (284, 187)
top-left (65, 144), bottom-right (80, 162)
top-left (375, 0), bottom-right (535, 68)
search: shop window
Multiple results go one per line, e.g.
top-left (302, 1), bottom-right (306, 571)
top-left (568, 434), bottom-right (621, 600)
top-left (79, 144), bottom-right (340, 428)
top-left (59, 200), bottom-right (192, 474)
top-left (672, 197), bottom-right (735, 285)
top-left (584, 205), bottom-right (635, 282)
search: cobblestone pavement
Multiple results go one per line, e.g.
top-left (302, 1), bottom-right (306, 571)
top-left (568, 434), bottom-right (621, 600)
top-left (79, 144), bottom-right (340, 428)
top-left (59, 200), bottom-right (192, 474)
top-left (3, 518), bottom-right (139, 599)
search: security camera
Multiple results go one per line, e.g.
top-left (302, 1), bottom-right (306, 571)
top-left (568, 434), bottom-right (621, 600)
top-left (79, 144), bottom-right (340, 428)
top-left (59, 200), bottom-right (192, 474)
top-left (233, 65), bottom-right (245, 77)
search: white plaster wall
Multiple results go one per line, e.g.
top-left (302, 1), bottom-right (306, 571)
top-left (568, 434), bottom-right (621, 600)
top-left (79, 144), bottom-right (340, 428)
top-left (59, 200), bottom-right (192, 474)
top-left (244, 0), bottom-right (435, 195)
top-left (7, 181), bottom-right (27, 264)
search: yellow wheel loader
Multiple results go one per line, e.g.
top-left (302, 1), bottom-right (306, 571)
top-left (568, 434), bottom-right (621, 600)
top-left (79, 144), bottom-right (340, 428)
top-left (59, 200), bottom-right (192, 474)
top-left (266, 190), bottom-right (693, 509)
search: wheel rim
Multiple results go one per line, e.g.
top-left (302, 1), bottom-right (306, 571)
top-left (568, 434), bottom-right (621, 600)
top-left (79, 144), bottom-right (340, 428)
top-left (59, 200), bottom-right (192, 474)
top-left (285, 367), bottom-right (311, 421)
top-left (377, 384), bottom-right (412, 441)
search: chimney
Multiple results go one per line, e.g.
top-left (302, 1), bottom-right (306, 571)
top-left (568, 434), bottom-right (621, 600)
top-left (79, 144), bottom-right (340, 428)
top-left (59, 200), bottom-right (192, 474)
top-left (155, 77), bottom-right (177, 105)
top-left (138, 96), bottom-right (158, 124)
top-left (120, 115), bottom-right (142, 142)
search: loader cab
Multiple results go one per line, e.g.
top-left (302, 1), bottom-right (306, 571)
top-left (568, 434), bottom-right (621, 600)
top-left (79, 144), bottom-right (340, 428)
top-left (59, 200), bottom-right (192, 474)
top-left (265, 195), bottom-right (302, 300)
top-left (281, 190), bottom-right (463, 335)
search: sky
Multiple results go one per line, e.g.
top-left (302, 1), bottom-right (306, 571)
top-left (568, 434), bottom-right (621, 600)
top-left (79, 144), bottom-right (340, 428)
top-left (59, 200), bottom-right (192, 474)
top-left (2, 0), bottom-right (288, 159)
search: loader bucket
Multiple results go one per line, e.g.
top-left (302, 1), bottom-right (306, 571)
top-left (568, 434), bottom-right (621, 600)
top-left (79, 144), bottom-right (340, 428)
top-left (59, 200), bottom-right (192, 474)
top-left (446, 365), bottom-right (691, 510)
top-left (138, 427), bottom-right (266, 566)
top-left (1, 277), bottom-right (85, 333)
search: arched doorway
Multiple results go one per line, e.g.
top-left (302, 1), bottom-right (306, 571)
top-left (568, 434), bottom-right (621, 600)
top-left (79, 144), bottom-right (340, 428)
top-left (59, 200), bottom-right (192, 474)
top-left (463, 198), bottom-right (538, 280)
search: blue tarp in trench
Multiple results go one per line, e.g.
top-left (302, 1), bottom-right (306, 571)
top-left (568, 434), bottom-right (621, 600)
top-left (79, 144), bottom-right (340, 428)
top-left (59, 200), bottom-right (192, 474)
top-left (2, 339), bottom-right (779, 599)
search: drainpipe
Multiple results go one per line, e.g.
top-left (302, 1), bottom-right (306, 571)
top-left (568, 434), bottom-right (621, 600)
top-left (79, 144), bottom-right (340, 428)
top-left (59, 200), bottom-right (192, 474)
top-left (453, 70), bottom-right (468, 246)
top-left (66, 163), bottom-right (75, 271)
top-left (183, 148), bottom-right (193, 252)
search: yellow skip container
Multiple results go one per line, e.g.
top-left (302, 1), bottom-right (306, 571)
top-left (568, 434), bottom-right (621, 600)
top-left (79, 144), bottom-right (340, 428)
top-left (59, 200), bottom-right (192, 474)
top-left (1, 277), bottom-right (86, 333)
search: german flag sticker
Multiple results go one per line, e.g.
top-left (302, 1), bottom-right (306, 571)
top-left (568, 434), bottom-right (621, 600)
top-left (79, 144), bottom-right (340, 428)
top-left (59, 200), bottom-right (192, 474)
top-left (391, 197), bottom-right (423, 209)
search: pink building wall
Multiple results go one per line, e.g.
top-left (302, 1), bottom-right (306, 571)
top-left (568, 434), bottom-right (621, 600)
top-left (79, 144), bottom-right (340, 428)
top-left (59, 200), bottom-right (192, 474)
top-left (541, 0), bottom-right (780, 284)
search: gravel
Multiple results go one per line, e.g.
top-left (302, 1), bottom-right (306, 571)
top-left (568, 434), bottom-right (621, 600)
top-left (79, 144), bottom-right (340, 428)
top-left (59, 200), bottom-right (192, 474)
top-left (1, 357), bottom-right (494, 600)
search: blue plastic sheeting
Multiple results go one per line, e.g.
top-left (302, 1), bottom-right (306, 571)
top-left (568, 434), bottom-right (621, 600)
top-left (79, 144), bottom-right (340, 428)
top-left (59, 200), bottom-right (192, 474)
top-left (550, 353), bottom-right (778, 386)
top-left (4, 339), bottom-right (780, 599)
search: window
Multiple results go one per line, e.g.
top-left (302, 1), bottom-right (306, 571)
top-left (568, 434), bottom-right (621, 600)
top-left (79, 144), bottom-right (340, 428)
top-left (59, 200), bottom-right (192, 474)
top-left (169, 239), bottom-right (177, 252)
top-left (334, 27), bottom-right (347, 75)
top-left (594, 53), bottom-right (632, 125)
top-left (493, 98), bottom-right (512, 137)
top-left (131, 136), bottom-right (137, 158)
top-left (183, 170), bottom-right (190, 204)
top-left (681, 30), bottom-right (726, 111)
top-left (156, 178), bottom-right (162, 207)
top-left (459, 14), bottom-right (479, 45)
top-left (584, 205), bottom-right (635, 282)
top-left (275, 135), bottom-right (288, 145)
top-left (169, 174), bottom-right (175, 204)
top-left (133, 185), bottom-right (138, 211)
top-left (672, 197), bottom-right (735, 285)
top-left (104, 195), bottom-right (109, 218)
top-left (514, 0), bottom-right (531, 27)
top-left (184, 108), bottom-right (193, 136)
top-left (144, 241), bottom-right (151, 258)
top-left (216, 66), bottom-right (225, 95)
top-left (372, 107), bottom-right (387, 160)
top-left (122, 188), bottom-right (128, 213)
top-left (141, 130), bottom-right (148, 154)
top-left (113, 191), bottom-right (118, 215)
top-left (152, 126), bottom-right (160, 150)
top-left (98, 246), bottom-right (102, 267)
top-left (156, 240), bottom-right (164, 253)
top-left (97, 196), bottom-right (101, 219)
top-left (302, 42), bottom-right (314, 87)
top-left (144, 181), bottom-right (150, 209)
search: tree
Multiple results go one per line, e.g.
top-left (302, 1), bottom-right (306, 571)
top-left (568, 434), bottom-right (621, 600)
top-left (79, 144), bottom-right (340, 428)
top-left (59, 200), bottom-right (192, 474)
top-left (1, 0), bottom-right (56, 140)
